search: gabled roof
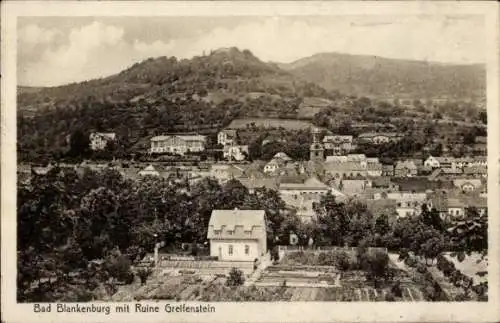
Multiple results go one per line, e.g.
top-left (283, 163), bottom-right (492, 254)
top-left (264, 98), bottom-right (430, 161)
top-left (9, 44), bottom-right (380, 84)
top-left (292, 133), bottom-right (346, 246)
top-left (326, 156), bottom-right (348, 163)
top-left (208, 209), bottom-right (265, 232)
top-left (91, 132), bottom-right (116, 140)
top-left (142, 164), bottom-right (156, 172)
top-left (463, 166), bottom-right (487, 174)
top-left (453, 178), bottom-right (482, 188)
top-left (238, 177), bottom-right (279, 191)
top-left (324, 162), bottom-right (367, 172)
top-left (395, 160), bottom-right (417, 170)
top-left (279, 176), bottom-right (329, 191)
top-left (475, 136), bottom-right (487, 144)
top-left (273, 152), bottom-right (292, 161)
top-left (151, 134), bottom-right (206, 142)
top-left (323, 135), bottom-right (353, 143)
top-left (220, 129), bottom-right (237, 137)
top-left (358, 132), bottom-right (402, 138)
top-left (435, 157), bottom-right (455, 163)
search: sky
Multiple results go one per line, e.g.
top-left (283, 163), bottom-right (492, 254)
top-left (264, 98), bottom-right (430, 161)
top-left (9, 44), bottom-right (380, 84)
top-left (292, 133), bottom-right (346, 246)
top-left (17, 15), bottom-right (485, 87)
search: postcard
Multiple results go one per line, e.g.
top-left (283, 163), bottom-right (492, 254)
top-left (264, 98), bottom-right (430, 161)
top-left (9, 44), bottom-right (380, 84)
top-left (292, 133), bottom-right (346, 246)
top-left (2, 1), bottom-right (499, 322)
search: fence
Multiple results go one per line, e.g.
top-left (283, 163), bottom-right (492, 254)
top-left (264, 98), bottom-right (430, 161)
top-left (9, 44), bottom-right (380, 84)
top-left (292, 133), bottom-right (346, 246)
top-left (277, 245), bottom-right (388, 254)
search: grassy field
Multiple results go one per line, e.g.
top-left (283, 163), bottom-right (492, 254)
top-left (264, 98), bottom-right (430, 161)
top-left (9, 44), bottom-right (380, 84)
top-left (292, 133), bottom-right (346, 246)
top-left (227, 118), bottom-right (315, 130)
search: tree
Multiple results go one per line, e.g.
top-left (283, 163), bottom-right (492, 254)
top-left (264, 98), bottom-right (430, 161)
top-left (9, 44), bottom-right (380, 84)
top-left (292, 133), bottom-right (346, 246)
top-left (364, 251), bottom-right (390, 288)
top-left (226, 268), bottom-right (245, 286)
top-left (374, 214), bottom-right (390, 236)
top-left (69, 128), bottom-right (90, 158)
top-left (478, 111), bottom-right (487, 125)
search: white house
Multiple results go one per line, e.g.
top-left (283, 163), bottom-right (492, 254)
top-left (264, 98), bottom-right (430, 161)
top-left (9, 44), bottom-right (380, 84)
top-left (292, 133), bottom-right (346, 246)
top-left (223, 145), bottom-right (249, 161)
top-left (89, 132), bottom-right (116, 151)
top-left (150, 134), bottom-right (206, 155)
top-left (207, 209), bottom-right (267, 262)
top-left (387, 192), bottom-right (428, 218)
top-left (264, 158), bottom-right (287, 173)
top-left (138, 165), bottom-right (160, 177)
top-left (424, 156), bottom-right (440, 168)
top-left (453, 179), bottom-right (483, 192)
top-left (217, 130), bottom-right (237, 146)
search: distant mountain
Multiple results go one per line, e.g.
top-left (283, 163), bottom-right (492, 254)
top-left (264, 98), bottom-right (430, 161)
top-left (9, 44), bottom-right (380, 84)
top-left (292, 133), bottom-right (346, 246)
top-left (277, 52), bottom-right (486, 100)
top-left (17, 47), bottom-right (330, 113)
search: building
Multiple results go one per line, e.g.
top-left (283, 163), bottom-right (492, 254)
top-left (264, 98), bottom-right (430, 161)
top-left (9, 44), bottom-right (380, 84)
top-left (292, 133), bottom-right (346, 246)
top-left (279, 177), bottom-right (341, 222)
top-left (463, 166), bottom-right (487, 178)
top-left (424, 156), bottom-right (441, 168)
top-left (210, 164), bottom-right (244, 183)
top-left (138, 164), bottom-right (160, 177)
top-left (340, 179), bottom-right (372, 197)
top-left (382, 164), bottom-right (394, 177)
top-left (435, 157), bottom-right (455, 169)
top-left (150, 134), bottom-right (207, 155)
top-left (387, 192), bottom-right (428, 218)
top-left (324, 162), bottom-right (367, 179)
top-left (238, 177), bottom-right (279, 194)
top-left (453, 179), bottom-right (483, 192)
top-left (310, 128), bottom-right (325, 162)
top-left (357, 132), bottom-right (403, 145)
top-left (273, 152), bottom-right (292, 162)
top-left (217, 130), bottom-right (238, 146)
top-left (451, 157), bottom-right (474, 169)
top-left (473, 137), bottom-right (487, 155)
top-left (446, 198), bottom-right (467, 219)
top-left (264, 158), bottom-right (285, 174)
top-left (223, 145), bottom-right (249, 161)
top-left (279, 176), bottom-right (331, 199)
top-left (394, 160), bottom-right (418, 177)
top-left (89, 132), bottom-right (116, 151)
top-left (366, 163), bottom-right (383, 177)
top-left (207, 209), bottom-right (267, 261)
top-left (323, 135), bottom-right (354, 156)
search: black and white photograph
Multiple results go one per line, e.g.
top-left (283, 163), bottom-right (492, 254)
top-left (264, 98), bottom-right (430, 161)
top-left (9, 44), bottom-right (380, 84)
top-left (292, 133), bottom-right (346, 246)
top-left (2, 1), bottom-right (500, 322)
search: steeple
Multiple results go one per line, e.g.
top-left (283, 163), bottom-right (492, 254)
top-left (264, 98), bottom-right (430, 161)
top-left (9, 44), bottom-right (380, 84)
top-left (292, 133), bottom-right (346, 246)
top-left (310, 127), bottom-right (324, 162)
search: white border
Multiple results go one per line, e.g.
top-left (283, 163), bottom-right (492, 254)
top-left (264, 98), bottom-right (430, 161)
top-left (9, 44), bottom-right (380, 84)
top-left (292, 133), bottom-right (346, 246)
top-left (2, 2), bottom-right (499, 323)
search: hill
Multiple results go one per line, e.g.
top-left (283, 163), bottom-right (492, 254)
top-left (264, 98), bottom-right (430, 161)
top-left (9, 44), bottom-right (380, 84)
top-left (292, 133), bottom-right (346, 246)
top-left (277, 52), bottom-right (486, 100)
top-left (17, 47), bottom-right (330, 114)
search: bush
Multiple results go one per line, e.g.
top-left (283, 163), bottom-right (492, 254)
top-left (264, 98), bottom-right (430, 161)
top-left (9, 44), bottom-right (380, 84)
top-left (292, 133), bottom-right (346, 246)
top-left (391, 281), bottom-right (403, 297)
top-left (335, 252), bottom-right (350, 271)
top-left (137, 268), bottom-right (153, 285)
top-left (226, 268), bottom-right (245, 287)
top-left (385, 292), bottom-right (396, 301)
top-left (105, 254), bottom-right (133, 283)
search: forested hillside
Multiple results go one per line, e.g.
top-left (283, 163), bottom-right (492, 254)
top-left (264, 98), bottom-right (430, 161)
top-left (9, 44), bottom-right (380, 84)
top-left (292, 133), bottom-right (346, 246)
top-left (17, 47), bottom-right (487, 163)
top-left (278, 52), bottom-right (486, 100)
top-left (18, 47), bottom-right (330, 113)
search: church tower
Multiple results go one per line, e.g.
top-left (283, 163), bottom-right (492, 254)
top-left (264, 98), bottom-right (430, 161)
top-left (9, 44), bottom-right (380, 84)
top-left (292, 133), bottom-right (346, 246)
top-left (310, 128), bottom-right (324, 162)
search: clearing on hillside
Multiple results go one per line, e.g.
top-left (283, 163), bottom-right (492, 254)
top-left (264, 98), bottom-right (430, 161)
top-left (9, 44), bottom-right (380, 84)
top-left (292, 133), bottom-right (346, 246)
top-left (227, 118), bottom-right (315, 130)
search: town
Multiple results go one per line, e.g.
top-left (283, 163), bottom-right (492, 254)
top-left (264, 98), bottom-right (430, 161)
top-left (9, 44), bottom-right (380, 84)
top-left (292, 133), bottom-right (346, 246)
top-left (18, 119), bottom-right (488, 302)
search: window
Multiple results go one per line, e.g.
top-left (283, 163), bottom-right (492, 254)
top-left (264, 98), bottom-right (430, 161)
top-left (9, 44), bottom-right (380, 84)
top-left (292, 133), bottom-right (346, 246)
top-left (245, 245), bottom-right (250, 255)
top-left (227, 230), bottom-right (234, 235)
top-left (228, 245), bottom-right (233, 256)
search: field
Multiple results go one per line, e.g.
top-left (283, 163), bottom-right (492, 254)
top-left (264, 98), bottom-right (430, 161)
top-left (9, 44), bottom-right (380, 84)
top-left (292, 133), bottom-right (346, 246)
top-left (227, 118), bottom-right (315, 130)
top-left (111, 270), bottom-right (424, 302)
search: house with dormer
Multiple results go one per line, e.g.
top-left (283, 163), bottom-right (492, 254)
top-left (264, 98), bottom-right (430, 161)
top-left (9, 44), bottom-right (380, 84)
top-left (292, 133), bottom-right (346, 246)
top-left (207, 209), bottom-right (267, 262)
